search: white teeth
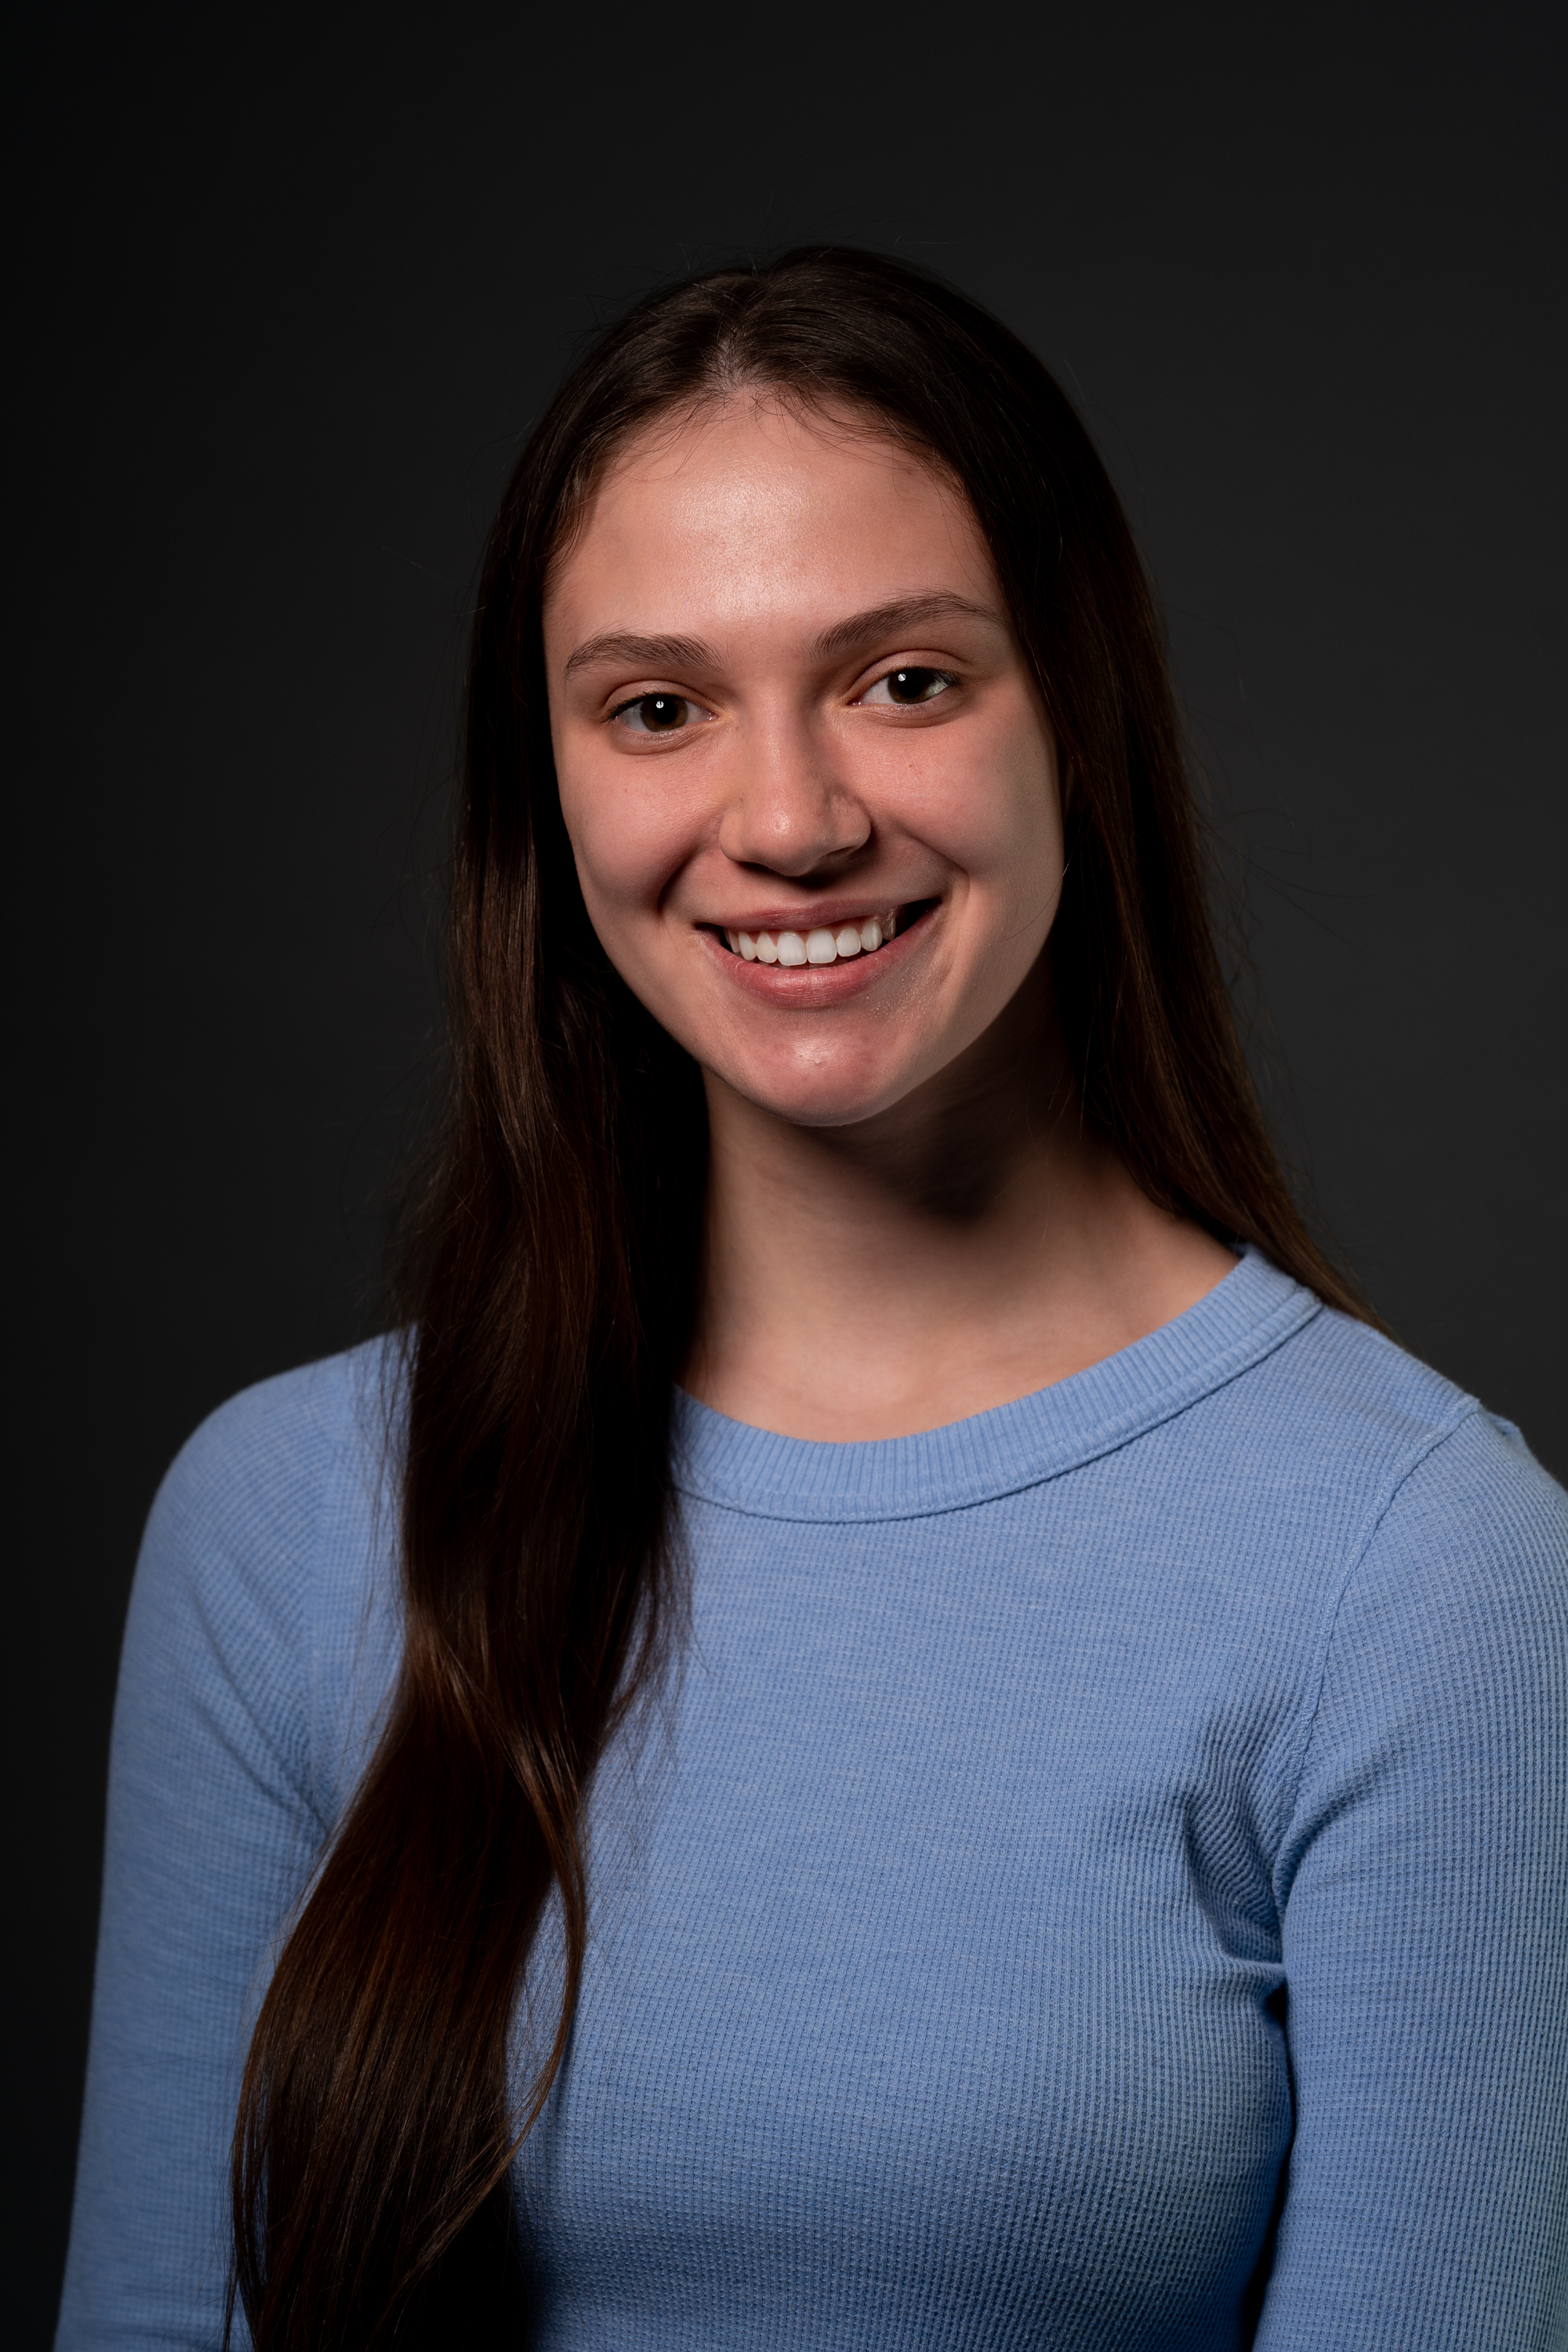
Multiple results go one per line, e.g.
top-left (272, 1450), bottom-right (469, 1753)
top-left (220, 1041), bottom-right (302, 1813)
top-left (724, 909), bottom-right (902, 966)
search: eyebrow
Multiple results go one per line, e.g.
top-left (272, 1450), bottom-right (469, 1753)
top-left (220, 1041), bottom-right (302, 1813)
top-left (810, 592), bottom-right (1000, 661)
top-left (562, 630), bottom-right (716, 679)
top-left (561, 593), bottom-right (1001, 681)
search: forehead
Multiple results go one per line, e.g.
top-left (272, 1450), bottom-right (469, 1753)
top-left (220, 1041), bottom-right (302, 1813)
top-left (544, 398), bottom-right (996, 648)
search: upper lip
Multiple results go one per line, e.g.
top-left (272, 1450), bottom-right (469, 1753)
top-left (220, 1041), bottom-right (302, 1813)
top-left (700, 898), bottom-right (926, 933)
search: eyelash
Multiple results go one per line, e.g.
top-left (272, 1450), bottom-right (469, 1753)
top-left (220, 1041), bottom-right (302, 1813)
top-left (609, 693), bottom-right (712, 735)
top-left (605, 665), bottom-right (962, 734)
top-left (858, 666), bottom-right (960, 707)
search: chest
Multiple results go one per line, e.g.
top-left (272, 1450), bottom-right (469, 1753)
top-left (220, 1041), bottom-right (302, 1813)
top-left (516, 1503), bottom-right (1304, 2348)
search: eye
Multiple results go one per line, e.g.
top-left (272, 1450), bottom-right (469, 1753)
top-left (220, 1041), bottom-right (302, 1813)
top-left (861, 666), bottom-right (957, 708)
top-left (611, 692), bottom-right (707, 734)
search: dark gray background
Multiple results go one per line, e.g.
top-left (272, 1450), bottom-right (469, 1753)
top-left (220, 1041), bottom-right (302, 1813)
top-left (9, 0), bottom-right (1563, 2336)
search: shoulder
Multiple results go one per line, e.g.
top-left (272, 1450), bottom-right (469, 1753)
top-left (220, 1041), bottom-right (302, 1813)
top-left (1201, 1272), bottom-right (1562, 1563)
top-left (1235, 1288), bottom-right (1476, 1465)
top-left (140, 1337), bottom-right (399, 1635)
top-left (154, 1333), bottom-right (401, 1537)
top-left (1249, 1298), bottom-right (1567, 1585)
top-left (1333, 1398), bottom-right (1568, 1686)
top-left (1151, 1269), bottom-right (1568, 1737)
top-left (124, 1335), bottom-right (406, 1820)
top-left (1264, 1322), bottom-right (1568, 1848)
top-left (1225, 1309), bottom-right (1568, 1917)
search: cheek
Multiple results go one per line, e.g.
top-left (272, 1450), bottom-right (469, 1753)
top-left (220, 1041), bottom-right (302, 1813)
top-left (556, 753), bottom-right (688, 927)
top-left (895, 713), bottom-right (1062, 909)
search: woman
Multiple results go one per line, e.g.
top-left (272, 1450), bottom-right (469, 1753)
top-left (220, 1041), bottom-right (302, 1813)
top-left (57, 250), bottom-right (1567, 2350)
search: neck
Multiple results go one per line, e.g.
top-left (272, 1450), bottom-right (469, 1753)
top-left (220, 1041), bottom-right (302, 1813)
top-left (684, 960), bottom-right (1236, 1441)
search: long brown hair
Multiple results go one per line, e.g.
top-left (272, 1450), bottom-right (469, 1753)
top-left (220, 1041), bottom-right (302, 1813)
top-left (230, 247), bottom-right (1374, 2348)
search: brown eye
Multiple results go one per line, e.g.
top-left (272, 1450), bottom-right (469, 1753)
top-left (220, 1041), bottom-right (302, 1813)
top-left (866, 666), bottom-right (956, 706)
top-left (615, 693), bottom-right (697, 733)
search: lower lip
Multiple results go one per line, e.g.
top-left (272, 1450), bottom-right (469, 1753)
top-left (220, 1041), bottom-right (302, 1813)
top-left (699, 903), bottom-right (940, 1003)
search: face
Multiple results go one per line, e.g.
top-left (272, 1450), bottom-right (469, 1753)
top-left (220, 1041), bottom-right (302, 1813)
top-left (543, 397), bottom-right (1065, 1129)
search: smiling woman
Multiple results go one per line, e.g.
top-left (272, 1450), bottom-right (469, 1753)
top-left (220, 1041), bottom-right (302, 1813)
top-left (56, 252), bottom-right (1568, 2352)
top-left (543, 396), bottom-right (1233, 1436)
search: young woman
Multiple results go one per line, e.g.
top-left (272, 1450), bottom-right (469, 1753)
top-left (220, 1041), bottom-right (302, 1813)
top-left (57, 250), bottom-right (1567, 2351)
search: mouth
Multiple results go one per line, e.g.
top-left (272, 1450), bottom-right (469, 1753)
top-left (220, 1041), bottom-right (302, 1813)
top-left (713, 900), bottom-right (938, 968)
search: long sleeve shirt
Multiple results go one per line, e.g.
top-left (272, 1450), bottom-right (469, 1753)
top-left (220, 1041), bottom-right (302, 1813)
top-left (56, 1250), bottom-right (1568, 2348)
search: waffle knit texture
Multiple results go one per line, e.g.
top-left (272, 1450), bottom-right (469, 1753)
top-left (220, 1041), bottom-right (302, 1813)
top-left (56, 1250), bottom-right (1568, 2348)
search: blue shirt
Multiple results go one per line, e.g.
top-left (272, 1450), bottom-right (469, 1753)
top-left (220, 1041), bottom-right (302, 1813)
top-left (56, 1251), bottom-right (1568, 2347)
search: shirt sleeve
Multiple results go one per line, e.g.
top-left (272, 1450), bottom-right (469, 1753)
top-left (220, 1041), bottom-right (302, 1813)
top-left (54, 1377), bottom-right (339, 2352)
top-left (1257, 1409), bottom-right (1568, 2350)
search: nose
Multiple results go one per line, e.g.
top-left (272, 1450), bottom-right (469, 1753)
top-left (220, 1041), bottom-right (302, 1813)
top-left (717, 713), bottom-right (871, 877)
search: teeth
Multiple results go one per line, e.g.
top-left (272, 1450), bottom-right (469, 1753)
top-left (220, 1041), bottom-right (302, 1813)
top-left (723, 909), bottom-right (902, 967)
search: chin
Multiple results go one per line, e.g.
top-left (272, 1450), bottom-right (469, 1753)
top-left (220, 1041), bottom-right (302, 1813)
top-left (717, 1058), bottom-right (922, 1131)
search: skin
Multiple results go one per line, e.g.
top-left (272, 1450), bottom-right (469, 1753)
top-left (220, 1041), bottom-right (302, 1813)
top-left (545, 396), bottom-right (1235, 1441)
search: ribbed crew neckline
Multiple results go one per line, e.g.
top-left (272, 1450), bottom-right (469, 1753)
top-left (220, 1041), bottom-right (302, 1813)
top-left (672, 1247), bottom-right (1320, 1523)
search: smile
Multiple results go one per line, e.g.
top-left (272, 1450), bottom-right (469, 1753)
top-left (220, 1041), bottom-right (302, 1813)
top-left (720, 906), bottom-right (914, 967)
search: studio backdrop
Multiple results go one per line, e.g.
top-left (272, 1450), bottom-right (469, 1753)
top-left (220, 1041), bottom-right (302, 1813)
top-left (9, 2), bottom-right (1563, 2338)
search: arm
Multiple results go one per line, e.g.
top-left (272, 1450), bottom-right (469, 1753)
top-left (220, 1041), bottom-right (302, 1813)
top-left (55, 1377), bottom-right (339, 2351)
top-left (1258, 1411), bottom-right (1568, 2349)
